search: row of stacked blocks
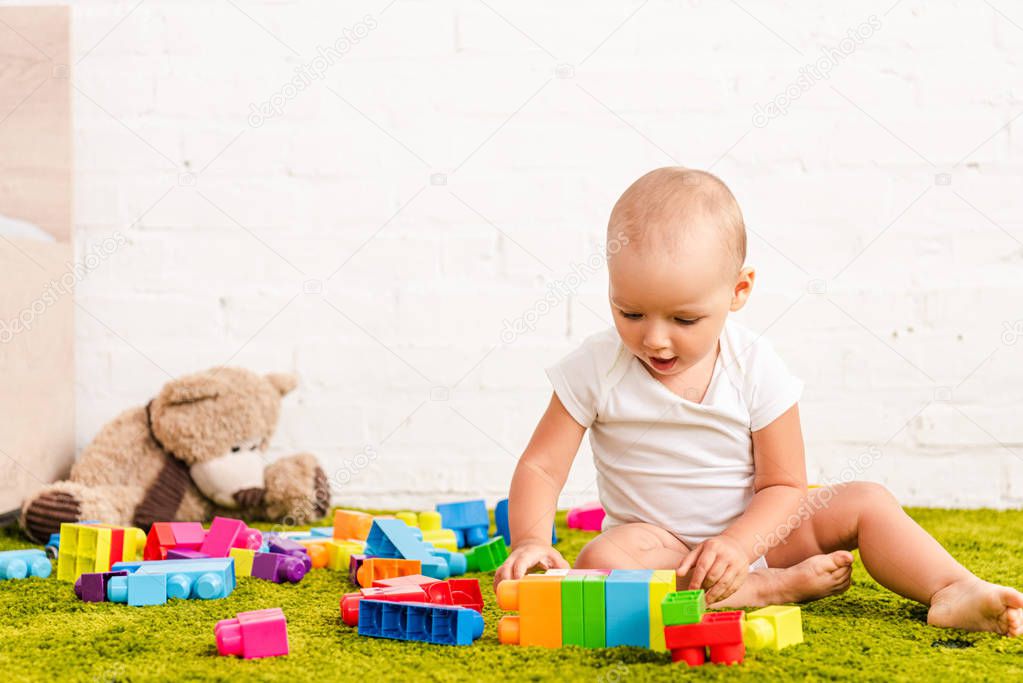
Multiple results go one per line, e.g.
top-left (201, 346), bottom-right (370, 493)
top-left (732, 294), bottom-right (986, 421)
top-left (498, 569), bottom-right (802, 665)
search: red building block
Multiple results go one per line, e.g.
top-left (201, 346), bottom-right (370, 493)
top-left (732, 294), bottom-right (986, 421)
top-left (664, 610), bottom-right (745, 666)
top-left (144, 523), bottom-right (176, 561)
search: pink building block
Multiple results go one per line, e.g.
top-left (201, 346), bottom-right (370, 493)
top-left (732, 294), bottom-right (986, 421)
top-left (216, 608), bottom-right (289, 659)
top-left (200, 517), bottom-right (245, 557)
top-left (168, 522), bottom-right (206, 549)
top-left (232, 526), bottom-right (263, 551)
top-left (566, 502), bottom-right (605, 531)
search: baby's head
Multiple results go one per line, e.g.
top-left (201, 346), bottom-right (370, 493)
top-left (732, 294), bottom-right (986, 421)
top-left (606, 167), bottom-right (754, 378)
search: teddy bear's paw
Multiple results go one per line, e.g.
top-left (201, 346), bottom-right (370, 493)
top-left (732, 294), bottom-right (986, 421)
top-left (263, 453), bottom-right (331, 524)
top-left (21, 486), bottom-right (82, 543)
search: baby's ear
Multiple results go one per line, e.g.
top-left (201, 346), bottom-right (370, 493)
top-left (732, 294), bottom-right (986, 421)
top-left (163, 374), bottom-right (221, 405)
top-left (266, 373), bottom-right (298, 397)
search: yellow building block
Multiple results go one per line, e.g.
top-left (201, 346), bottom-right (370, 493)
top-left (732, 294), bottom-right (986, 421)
top-left (324, 539), bottom-right (364, 571)
top-left (744, 605), bottom-right (803, 650)
top-left (497, 575), bottom-right (563, 648)
top-left (123, 527), bottom-right (146, 561)
top-left (230, 547), bottom-right (255, 578)
top-left (421, 528), bottom-right (457, 552)
top-left (56, 523), bottom-right (80, 581)
top-left (74, 526), bottom-right (98, 577)
top-left (418, 511), bottom-right (442, 531)
top-left (395, 511), bottom-right (418, 527)
top-left (648, 570), bottom-right (675, 651)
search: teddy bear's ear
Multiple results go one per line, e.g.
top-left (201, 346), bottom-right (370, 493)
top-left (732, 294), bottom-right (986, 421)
top-left (266, 373), bottom-right (298, 397)
top-left (163, 374), bottom-right (222, 405)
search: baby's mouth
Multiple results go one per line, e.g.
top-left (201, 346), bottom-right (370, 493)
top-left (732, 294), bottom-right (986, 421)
top-left (649, 356), bottom-right (678, 372)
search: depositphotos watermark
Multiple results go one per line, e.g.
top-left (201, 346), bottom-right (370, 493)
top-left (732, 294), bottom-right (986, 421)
top-left (751, 445), bottom-right (883, 556)
top-left (752, 15), bottom-right (882, 128)
top-left (0, 232), bottom-right (127, 344)
top-left (248, 15), bottom-right (378, 127)
top-left (499, 232), bottom-right (630, 344)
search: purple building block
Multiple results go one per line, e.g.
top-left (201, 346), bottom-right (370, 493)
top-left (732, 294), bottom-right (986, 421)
top-left (348, 554), bottom-right (367, 586)
top-left (74, 571), bottom-right (128, 603)
top-left (251, 552), bottom-right (307, 584)
top-left (166, 549), bottom-right (211, 560)
top-left (267, 537), bottom-right (312, 572)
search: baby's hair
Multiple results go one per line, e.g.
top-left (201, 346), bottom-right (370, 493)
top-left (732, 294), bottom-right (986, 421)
top-left (607, 167), bottom-right (747, 276)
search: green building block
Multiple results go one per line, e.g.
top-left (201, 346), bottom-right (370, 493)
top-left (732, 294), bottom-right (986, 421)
top-left (661, 589), bottom-right (706, 626)
top-left (464, 537), bottom-right (508, 572)
top-left (582, 575), bottom-right (606, 648)
top-left (561, 575), bottom-right (585, 647)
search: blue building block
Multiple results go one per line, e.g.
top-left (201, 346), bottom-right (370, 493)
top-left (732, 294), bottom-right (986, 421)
top-left (126, 572), bottom-right (168, 606)
top-left (494, 498), bottom-right (556, 546)
top-left (365, 519), bottom-right (459, 579)
top-left (436, 500), bottom-right (490, 548)
top-left (309, 526), bottom-right (333, 537)
top-left (606, 569), bottom-right (653, 647)
top-left (108, 558), bottom-right (235, 604)
top-left (358, 599), bottom-right (484, 646)
top-left (0, 549), bottom-right (52, 580)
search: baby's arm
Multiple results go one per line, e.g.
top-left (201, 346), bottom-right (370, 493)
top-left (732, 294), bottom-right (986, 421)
top-left (493, 392), bottom-right (586, 587)
top-left (680, 403), bottom-right (807, 601)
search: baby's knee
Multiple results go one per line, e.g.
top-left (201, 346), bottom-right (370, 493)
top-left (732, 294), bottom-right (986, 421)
top-left (575, 524), bottom-right (677, 569)
top-left (843, 481), bottom-right (899, 508)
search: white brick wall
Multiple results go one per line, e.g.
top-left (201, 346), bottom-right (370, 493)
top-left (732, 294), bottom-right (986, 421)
top-left (28, 0), bottom-right (1023, 508)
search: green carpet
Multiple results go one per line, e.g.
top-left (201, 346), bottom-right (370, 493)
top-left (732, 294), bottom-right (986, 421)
top-left (1, 508), bottom-right (1022, 682)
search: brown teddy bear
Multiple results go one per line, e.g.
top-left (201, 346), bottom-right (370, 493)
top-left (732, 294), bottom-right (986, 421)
top-left (20, 367), bottom-right (330, 543)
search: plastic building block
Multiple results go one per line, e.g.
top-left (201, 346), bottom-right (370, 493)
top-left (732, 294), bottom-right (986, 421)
top-left (322, 539), bottom-right (363, 572)
top-left (662, 589), bottom-right (706, 626)
top-left (144, 523), bottom-right (176, 561)
top-left (356, 558), bottom-right (422, 587)
top-left (166, 549), bottom-right (209, 560)
top-left (464, 536), bottom-right (509, 573)
top-left (216, 608), bottom-right (289, 659)
top-left (57, 522), bottom-right (142, 581)
top-left (648, 570), bottom-right (675, 651)
top-left (124, 572), bottom-right (168, 607)
top-left (340, 585), bottom-right (430, 626)
top-left (744, 605), bottom-right (803, 650)
top-left (493, 498), bottom-right (556, 546)
top-left (421, 528), bottom-right (458, 552)
top-left (372, 573), bottom-right (440, 589)
top-left (497, 575), bottom-right (563, 648)
top-left (333, 509), bottom-right (374, 541)
top-left (108, 558), bottom-right (236, 604)
top-left (0, 549), bottom-right (52, 580)
top-left (229, 548), bottom-right (255, 578)
top-left (309, 526), bottom-right (333, 537)
top-left (665, 610), bottom-right (745, 666)
top-left (252, 552), bottom-right (307, 584)
top-left (566, 502), bottom-right (606, 531)
top-left (425, 547), bottom-right (467, 576)
top-left (447, 578), bottom-right (484, 612)
top-left (418, 511), bottom-right (442, 531)
top-left (561, 575), bottom-right (585, 647)
top-left (200, 517), bottom-right (245, 557)
top-left (267, 537), bottom-right (312, 572)
top-left (436, 500), bottom-right (489, 548)
top-left (74, 570), bottom-right (127, 602)
top-left (358, 600), bottom-right (484, 646)
top-left (232, 526), bottom-right (263, 551)
top-left (348, 554), bottom-right (367, 585)
top-left (395, 511), bottom-right (418, 527)
top-left (365, 519), bottom-right (446, 577)
top-left (295, 540), bottom-right (329, 569)
top-left (606, 570), bottom-right (653, 647)
top-left (582, 575), bottom-right (606, 648)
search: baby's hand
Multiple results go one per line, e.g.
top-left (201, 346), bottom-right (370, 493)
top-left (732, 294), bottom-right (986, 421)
top-left (677, 534), bottom-right (748, 605)
top-left (493, 542), bottom-right (569, 591)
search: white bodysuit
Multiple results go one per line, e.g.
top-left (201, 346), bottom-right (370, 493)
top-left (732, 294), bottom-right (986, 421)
top-left (546, 318), bottom-right (803, 567)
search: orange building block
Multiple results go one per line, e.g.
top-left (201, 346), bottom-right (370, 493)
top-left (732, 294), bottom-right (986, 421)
top-left (333, 510), bottom-right (375, 541)
top-left (355, 558), bottom-right (422, 587)
top-left (497, 575), bottom-right (563, 648)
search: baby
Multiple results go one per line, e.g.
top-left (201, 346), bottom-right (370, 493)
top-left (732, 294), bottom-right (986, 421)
top-left (494, 167), bottom-right (1023, 636)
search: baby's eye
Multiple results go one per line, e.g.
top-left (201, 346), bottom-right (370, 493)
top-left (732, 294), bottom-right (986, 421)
top-left (675, 317), bottom-right (700, 326)
top-left (620, 311), bottom-right (643, 320)
top-left (231, 446), bottom-right (241, 453)
top-left (250, 444), bottom-right (258, 451)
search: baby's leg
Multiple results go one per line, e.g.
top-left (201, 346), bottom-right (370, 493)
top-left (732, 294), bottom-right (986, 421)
top-left (766, 481), bottom-right (1023, 636)
top-left (574, 522), bottom-right (853, 608)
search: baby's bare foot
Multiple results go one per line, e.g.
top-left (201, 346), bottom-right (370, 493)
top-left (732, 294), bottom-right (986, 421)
top-left (714, 551), bottom-right (854, 607)
top-left (927, 577), bottom-right (1023, 637)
